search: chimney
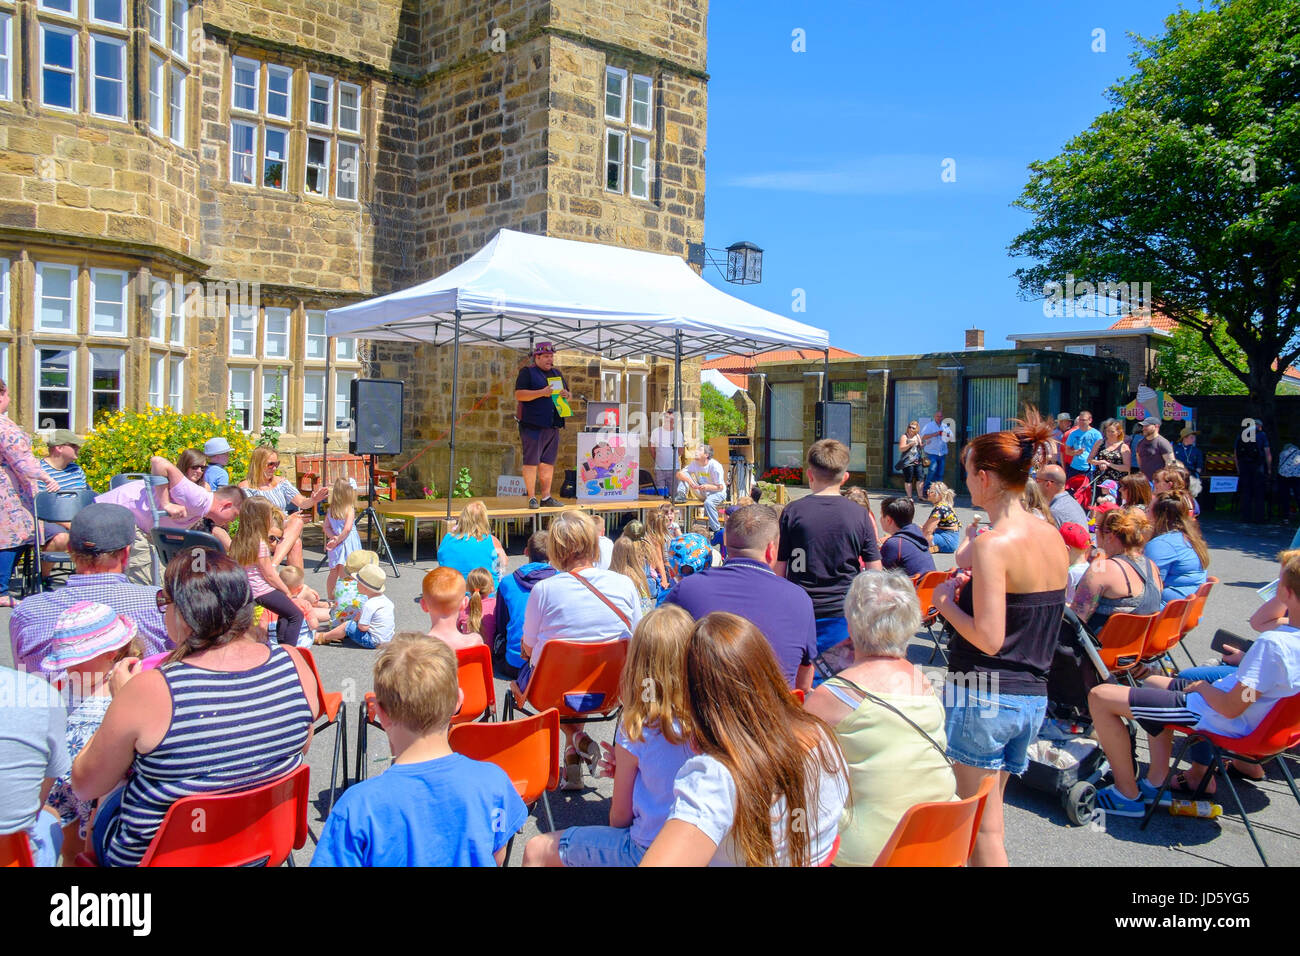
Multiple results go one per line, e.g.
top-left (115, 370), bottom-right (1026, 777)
top-left (965, 328), bottom-right (984, 350)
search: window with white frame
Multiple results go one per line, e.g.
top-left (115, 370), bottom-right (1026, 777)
top-left (90, 349), bottom-right (124, 424)
top-left (37, 347), bottom-right (75, 430)
top-left (605, 129), bottom-right (625, 193)
top-left (308, 74), bottom-right (331, 127)
top-left (261, 367), bottom-right (287, 429)
top-left (168, 66), bottom-right (185, 145)
top-left (147, 0), bottom-right (164, 44)
top-left (168, 0), bottom-right (185, 59)
top-left (303, 371), bottom-right (325, 430)
top-left (336, 140), bottom-right (359, 201)
top-left (626, 370), bottom-right (647, 423)
top-left (768, 382), bottom-right (805, 468)
top-left (0, 343), bottom-right (8, 386)
top-left (629, 136), bottom-right (651, 200)
top-left (148, 54), bottom-right (165, 133)
top-left (0, 13), bottom-right (12, 102)
top-left (229, 302), bottom-right (256, 355)
top-left (91, 0), bottom-right (123, 24)
top-left (168, 355), bottom-right (183, 411)
top-left (305, 136), bottom-right (329, 196)
top-left (90, 34), bottom-right (125, 118)
top-left (266, 64), bottom-right (291, 120)
top-left (39, 0), bottom-right (77, 17)
top-left (336, 336), bottom-right (355, 362)
top-left (169, 283), bottom-right (184, 345)
top-left (604, 64), bottom-right (654, 201)
top-left (335, 370), bottom-right (355, 429)
top-left (263, 307), bottom-right (290, 358)
top-left (231, 56), bottom-right (258, 112)
top-left (137, 1), bottom-right (188, 143)
top-left (149, 277), bottom-right (168, 341)
top-left (36, 263), bottom-right (76, 333)
top-left (604, 67), bottom-right (626, 121)
top-left (230, 120), bottom-right (255, 185)
top-left (229, 368), bottom-right (253, 429)
top-left (40, 24), bottom-right (77, 112)
top-left (0, 259), bottom-right (9, 330)
top-left (305, 310), bottom-right (327, 359)
top-left (148, 353), bottom-right (165, 407)
top-left (338, 83), bottom-right (360, 133)
top-left (263, 126), bottom-right (287, 189)
top-left (90, 269), bottom-right (127, 336)
top-left (631, 74), bottom-right (652, 129)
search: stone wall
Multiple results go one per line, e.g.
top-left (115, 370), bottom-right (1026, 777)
top-left (1012, 334), bottom-right (1159, 390)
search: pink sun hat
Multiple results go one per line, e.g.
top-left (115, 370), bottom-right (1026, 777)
top-left (40, 601), bottom-right (139, 672)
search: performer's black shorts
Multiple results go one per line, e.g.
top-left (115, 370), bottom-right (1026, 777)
top-left (520, 425), bottom-right (560, 466)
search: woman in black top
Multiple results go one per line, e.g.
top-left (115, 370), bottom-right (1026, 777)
top-left (1087, 419), bottom-right (1131, 485)
top-left (933, 408), bottom-right (1067, 867)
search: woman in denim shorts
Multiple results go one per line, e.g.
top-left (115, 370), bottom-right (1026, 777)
top-left (933, 409), bottom-right (1068, 867)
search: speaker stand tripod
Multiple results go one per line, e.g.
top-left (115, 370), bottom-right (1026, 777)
top-left (362, 453), bottom-right (400, 578)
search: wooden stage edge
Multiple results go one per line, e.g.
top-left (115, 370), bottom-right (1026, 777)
top-left (376, 495), bottom-right (672, 519)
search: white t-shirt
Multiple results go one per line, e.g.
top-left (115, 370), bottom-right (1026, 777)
top-left (920, 420), bottom-right (947, 457)
top-left (597, 535), bottom-right (613, 570)
top-left (650, 426), bottom-right (685, 471)
top-left (1191, 626), bottom-right (1300, 737)
top-left (521, 567), bottom-right (642, 659)
top-left (358, 594), bottom-right (396, 645)
top-left (615, 720), bottom-right (693, 850)
top-left (666, 740), bottom-right (848, 866)
top-left (1066, 560), bottom-right (1089, 603)
top-left (684, 458), bottom-right (725, 491)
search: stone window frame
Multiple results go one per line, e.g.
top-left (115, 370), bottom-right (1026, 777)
top-left (306, 74), bottom-right (363, 204)
top-left (603, 64), bottom-right (655, 202)
top-left (0, 10), bottom-right (13, 102)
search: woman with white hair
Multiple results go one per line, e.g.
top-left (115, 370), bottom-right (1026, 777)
top-left (805, 569), bottom-right (956, 865)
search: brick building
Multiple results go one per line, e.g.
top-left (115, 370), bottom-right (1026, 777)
top-left (0, 0), bottom-right (708, 493)
top-left (1008, 313), bottom-right (1175, 390)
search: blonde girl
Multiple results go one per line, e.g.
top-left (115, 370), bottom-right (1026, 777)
top-left (460, 566), bottom-right (498, 642)
top-left (921, 481), bottom-right (961, 552)
top-left (325, 477), bottom-right (363, 598)
top-left (230, 497), bottom-right (306, 647)
top-left (1021, 478), bottom-right (1057, 526)
top-left (611, 534), bottom-right (655, 614)
top-left (647, 503), bottom-right (680, 582)
top-left (522, 605), bottom-right (696, 867)
top-left (437, 500), bottom-right (508, 590)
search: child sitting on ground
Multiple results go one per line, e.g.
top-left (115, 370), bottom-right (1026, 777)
top-left (455, 567), bottom-right (497, 646)
top-left (419, 566), bottom-right (482, 651)
top-left (279, 565), bottom-right (331, 635)
top-left (43, 601), bottom-right (142, 865)
top-left (315, 563), bottom-right (394, 648)
top-left (310, 636), bottom-right (528, 866)
top-left (331, 550), bottom-right (377, 625)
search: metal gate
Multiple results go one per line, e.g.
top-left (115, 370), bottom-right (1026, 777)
top-left (965, 377), bottom-right (1018, 442)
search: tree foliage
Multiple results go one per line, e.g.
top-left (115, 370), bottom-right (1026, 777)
top-left (1150, 321), bottom-right (1249, 394)
top-left (1010, 0), bottom-right (1300, 424)
top-left (700, 382), bottom-right (745, 441)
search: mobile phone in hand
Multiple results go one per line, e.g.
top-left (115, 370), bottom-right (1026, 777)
top-left (1209, 629), bottom-right (1254, 656)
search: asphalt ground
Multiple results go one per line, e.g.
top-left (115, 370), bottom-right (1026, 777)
top-left (8, 493), bottom-right (1300, 868)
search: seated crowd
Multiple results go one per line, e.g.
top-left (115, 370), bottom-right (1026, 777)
top-left (0, 417), bottom-right (1291, 869)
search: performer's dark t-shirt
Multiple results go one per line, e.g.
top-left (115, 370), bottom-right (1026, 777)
top-left (515, 364), bottom-right (566, 429)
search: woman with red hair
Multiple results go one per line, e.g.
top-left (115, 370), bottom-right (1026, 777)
top-left (933, 409), bottom-right (1068, 866)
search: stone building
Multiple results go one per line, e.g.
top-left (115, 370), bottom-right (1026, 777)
top-left (1009, 313), bottom-right (1174, 391)
top-left (0, 0), bottom-right (708, 493)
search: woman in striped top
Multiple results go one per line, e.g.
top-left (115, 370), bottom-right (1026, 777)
top-left (72, 552), bottom-right (319, 866)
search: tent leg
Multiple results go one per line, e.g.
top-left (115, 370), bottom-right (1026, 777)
top-left (447, 310), bottom-right (461, 522)
top-left (674, 330), bottom-right (683, 500)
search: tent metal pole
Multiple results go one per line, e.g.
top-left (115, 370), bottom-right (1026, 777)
top-left (322, 332), bottom-right (332, 481)
top-left (674, 330), bottom-right (683, 497)
top-left (448, 310), bottom-right (461, 521)
top-left (823, 348), bottom-right (830, 402)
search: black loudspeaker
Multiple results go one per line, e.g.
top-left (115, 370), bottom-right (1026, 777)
top-left (349, 378), bottom-right (404, 456)
top-left (815, 401), bottom-right (853, 446)
top-left (560, 469), bottom-right (577, 499)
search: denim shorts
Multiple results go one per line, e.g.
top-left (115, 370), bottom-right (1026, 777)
top-left (944, 684), bottom-right (1047, 774)
top-left (558, 825), bottom-right (647, 867)
top-left (344, 620), bottom-right (384, 649)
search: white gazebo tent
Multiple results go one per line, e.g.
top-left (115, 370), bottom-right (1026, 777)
top-left (325, 228), bottom-right (829, 517)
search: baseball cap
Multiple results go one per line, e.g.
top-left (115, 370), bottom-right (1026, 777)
top-left (1140, 416), bottom-right (1161, 427)
top-left (41, 601), bottom-right (138, 671)
top-left (356, 563), bottom-right (386, 593)
top-left (69, 503), bottom-right (137, 554)
top-left (203, 437), bottom-right (232, 456)
top-left (668, 533), bottom-right (713, 577)
top-left (1058, 522), bottom-right (1090, 551)
top-left (49, 428), bottom-right (84, 448)
top-left (533, 341), bottom-right (555, 355)
top-left (1056, 412), bottom-right (1072, 422)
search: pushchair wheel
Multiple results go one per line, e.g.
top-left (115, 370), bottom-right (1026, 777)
top-left (1064, 781), bottom-right (1097, 826)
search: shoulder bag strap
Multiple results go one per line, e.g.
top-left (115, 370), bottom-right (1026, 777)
top-left (566, 570), bottom-right (633, 632)
top-left (829, 675), bottom-right (953, 766)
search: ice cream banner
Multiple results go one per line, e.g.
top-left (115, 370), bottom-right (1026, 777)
top-left (577, 432), bottom-right (639, 501)
top-left (1117, 389), bottom-right (1195, 423)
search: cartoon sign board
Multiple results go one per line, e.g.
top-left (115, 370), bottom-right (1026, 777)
top-left (1117, 391), bottom-right (1195, 422)
top-left (577, 432), bottom-right (640, 501)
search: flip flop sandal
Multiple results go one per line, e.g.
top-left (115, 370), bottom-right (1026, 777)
top-left (1167, 771), bottom-right (1215, 798)
top-left (560, 748), bottom-right (585, 791)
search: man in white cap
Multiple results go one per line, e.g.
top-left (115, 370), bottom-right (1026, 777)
top-left (203, 437), bottom-right (232, 490)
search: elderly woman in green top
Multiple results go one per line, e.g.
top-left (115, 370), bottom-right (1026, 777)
top-left (805, 569), bottom-right (956, 866)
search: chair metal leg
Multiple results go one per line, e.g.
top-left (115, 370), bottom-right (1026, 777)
top-left (1216, 757), bottom-right (1268, 867)
top-left (339, 701), bottom-right (350, 792)
top-left (541, 791), bottom-right (556, 833)
top-left (325, 721), bottom-right (342, 817)
top-left (1180, 642), bottom-right (1198, 669)
top-left (1141, 734), bottom-right (1194, 829)
top-left (1276, 752), bottom-right (1300, 809)
top-left (355, 706), bottom-right (368, 782)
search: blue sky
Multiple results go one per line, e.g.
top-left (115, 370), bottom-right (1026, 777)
top-left (701, 0), bottom-right (1187, 356)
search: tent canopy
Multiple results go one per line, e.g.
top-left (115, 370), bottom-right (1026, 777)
top-left (324, 229), bottom-right (828, 360)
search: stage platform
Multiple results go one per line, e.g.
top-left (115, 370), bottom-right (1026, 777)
top-left (374, 495), bottom-right (702, 561)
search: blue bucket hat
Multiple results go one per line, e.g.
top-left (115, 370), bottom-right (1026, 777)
top-left (668, 533), bottom-right (713, 577)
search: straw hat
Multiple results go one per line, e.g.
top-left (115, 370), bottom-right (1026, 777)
top-left (355, 563), bottom-right (386, 594)
top-left (345, 550), bottom-right (379, 574)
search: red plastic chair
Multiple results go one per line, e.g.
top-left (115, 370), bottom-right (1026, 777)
top-left (297, 647), bottom-right (349, 815)
top-left (1140, 598), bottom-right (1193, 674)
top-left (913, 570), bottom-right (952, 665)
top-left (77, 764), bottom-right (310, 867)
top-left (505, 639), bottom-right (627, 726)
top-left (449, 708), bottom-right (561, 865)
top-left (1140, 692), bottom-right (1300, 866)
top-left (1094, 612), bottom-right (1156, 684)
top-left (873, 774), bottom-right (995, 866)
top-left (0, 830), bottom-right (34, 867)
top-left (355, 644), bottom-right (498, 781)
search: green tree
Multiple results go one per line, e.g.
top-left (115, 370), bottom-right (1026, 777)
top-left (1150, 321), bottom-right (1249, 394)
top-left (1009, 0), bottom-right (1300, 439)
top-left (700, 382), bottom-right (744, 442)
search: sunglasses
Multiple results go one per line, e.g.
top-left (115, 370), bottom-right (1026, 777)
top-left (155, 590), bottom-right (172, 612)
top-left (268, 535), bottom-right (283, 545)
top-left (266, 461), bottom-right (280, 468)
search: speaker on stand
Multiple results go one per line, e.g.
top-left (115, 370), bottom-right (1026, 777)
top-left (814, 401), bottom-right (853, 447)
top-left (349, 378), bottom-right (404, 577)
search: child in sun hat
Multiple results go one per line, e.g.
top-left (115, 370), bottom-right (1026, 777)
top-left (42, 601), bottom-right (143, 863)
top-left (331, 549), bottom-right (379, 626)
top-left (1057, 521), bottom-right (1093, 603)
top-left (316, 563), bottom-right (395, 648)
top-left (202, 436), bottom-right (233, 490)
top-left (659, 533), bottom-right (713, 605)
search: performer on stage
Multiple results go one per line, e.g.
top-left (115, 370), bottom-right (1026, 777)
top-left (514, 341), bottom-right (571, 509)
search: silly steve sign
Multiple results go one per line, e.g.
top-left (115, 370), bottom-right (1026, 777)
top-left (49, 887), bottom-right (152, 936)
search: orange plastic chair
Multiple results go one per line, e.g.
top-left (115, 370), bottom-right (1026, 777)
top-left (913, 570), bottom-right (952, 664)
top-left (1093, 612), bottom-right (1156, 684)
top-left (449, 708), bottom-right (561, 864)
top-left (505, 639), bottom-right (627, 725)
top-left (0, 830), bottom-right (34, 867)
top-left (792, 688), bottom-right (805, 705)
top-left (297, 647), bottom-right (349, 815)
top-left (1140, 599), bottom-right (1193, 674)
top-left (1177, 578), bottom-right (1218, 667)
top-left (355, 644), bottom-right (498, 781)
top-left (1140, 692), bottom-right (1300, 866)
top-left (873, 774), bottom-right (995, 866)
top-left (76, 764), bottom-right (310, 867)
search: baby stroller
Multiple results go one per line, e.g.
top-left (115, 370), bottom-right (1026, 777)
top-left (1018, 607), bottom-right (1138, 825)
top-left (1065, 473), bottom-right (1094, 511)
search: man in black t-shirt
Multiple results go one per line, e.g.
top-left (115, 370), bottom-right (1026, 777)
top-left (774, 439), bottom-right (882, 662)
top-left (513, 342), bottom-right (570, 509)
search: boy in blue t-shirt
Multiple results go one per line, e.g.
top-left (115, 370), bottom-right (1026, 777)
top-left (311, 636), bottom-right (527, 866)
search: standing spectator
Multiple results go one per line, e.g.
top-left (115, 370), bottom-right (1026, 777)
top-left (921, 482), bottom-right (962, 553)
top-left (40, 429), bottom-right (89, 491)
top-left (896, 421), bottom-right (924, 501)
top-left (238, 446), bottom-right (329, 568)
top-left (919, 410), bottom-right (948, 496)
top-left (1135, 416), bottom-right (1176, 482)
top-left (932, 410), bottom-right (1067, 867)
top-left (1037, 465), bottom-right (1087, 527)
top-left (1064, 411), bottom-right (1101, 480)
top-left (202, 437), bottom-right (232, 490)
top-left (775, 440), bottom-right (882, 663)
top-left (1234, 417), bottom-right (1271, 523)
top-left (1174, 425), bottom-right (1204, 480)
top-left (649, 409), bottom-right (683, 497)
top-left (1087, 419), bottom-right (1132, 485)
top-left (675, 445), bottom-right (726, 533)
top-left (10, 503), bottom-right (169, 674)
top-left (513, 341), bottom-right (570, 509)
top-left (665, 503), bottom-right (817, 693)
top-left (877, 497), bottom-right (936, 577)
top-left (1277, 442), bottom-right (1300, 522)
top-left (1051, 412), bottom-right (1073, 465)
top-left (0, 380), bottom-right (60, 603)
top-left (0, 665), bottom-right (68, 866)
top-left (493, 532), bottom-right (555, 677)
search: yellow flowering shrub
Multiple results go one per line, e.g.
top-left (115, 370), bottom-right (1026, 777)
top-left (79, 408), bottom-right (254, 492)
